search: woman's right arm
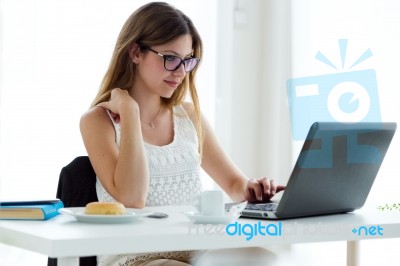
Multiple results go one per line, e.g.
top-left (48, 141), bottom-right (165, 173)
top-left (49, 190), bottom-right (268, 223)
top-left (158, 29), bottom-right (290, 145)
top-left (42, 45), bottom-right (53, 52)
top-left (79, 89), bottom-right (149, 208)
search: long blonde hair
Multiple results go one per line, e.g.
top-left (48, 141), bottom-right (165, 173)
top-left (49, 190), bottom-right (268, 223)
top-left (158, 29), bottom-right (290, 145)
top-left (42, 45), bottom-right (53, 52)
top-left (90, 2), bottom-right (203, 156)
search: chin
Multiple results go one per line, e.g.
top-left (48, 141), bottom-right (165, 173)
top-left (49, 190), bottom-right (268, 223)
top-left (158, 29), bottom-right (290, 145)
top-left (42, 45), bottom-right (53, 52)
top-left (162, 90), bottom-right (176, 99)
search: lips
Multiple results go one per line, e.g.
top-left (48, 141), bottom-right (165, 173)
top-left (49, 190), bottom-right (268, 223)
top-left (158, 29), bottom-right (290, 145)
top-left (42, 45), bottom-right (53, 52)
top-left (164, 80), bottom-right (180, 88)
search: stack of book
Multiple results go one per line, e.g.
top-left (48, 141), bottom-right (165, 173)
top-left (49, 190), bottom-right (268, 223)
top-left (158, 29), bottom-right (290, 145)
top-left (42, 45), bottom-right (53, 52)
top-left (0, 199), bottom-right (64, 220)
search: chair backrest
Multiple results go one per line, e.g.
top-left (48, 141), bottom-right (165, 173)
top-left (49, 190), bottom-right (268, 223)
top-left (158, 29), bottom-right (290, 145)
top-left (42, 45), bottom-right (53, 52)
top-left (48, 156), bottom-right (98, 266)
top-left (56, 156), bottom-right (98, 207)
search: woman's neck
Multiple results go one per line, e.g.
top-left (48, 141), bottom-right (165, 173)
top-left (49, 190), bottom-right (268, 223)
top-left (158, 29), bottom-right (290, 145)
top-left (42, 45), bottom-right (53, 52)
top-left (129, 86), bottom-right (163, 122)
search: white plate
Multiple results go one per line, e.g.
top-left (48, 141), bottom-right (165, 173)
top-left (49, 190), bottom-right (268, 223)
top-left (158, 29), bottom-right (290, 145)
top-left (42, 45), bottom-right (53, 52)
top-left (183, 201), bottom-right (247, 224)
top-left (59, 207), bottom-right (154, 224)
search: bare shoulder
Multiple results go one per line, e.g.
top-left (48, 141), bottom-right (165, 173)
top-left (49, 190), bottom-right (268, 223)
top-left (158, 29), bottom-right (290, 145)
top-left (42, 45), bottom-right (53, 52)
top-left (180, 101), bottom-right (203, 124)
top-left (180, 102), bottom-right (213, 135)
top-left (81, 106), bottom-right (109, 122)
top-left (180, 102), bottom-right (194, 115)
top-left (80, 107), bottom-right (113, 133)
top-left (182, 101), bottom-right (210, 120)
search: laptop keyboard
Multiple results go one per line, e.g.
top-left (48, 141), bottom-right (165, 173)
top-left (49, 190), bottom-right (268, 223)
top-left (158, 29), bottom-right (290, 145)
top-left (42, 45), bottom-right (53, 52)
top-left (246, 203), bottom-right (278, 211)
top-left (241, 212), bottom-right (264, 218)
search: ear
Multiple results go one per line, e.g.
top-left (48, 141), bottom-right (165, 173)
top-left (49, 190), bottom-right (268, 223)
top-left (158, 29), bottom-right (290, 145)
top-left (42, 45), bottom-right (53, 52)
top-left (129, 43), bottom-right (142, 64)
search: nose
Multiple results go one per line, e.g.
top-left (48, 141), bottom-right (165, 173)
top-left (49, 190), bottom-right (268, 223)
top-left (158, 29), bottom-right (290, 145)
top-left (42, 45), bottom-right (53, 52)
top-left (172, 63), bottom-right (186, 77)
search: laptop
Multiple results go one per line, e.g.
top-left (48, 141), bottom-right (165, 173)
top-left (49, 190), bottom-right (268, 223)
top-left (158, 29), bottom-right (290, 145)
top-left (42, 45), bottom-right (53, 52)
top-left (236, 121), bottom-right (397, 220)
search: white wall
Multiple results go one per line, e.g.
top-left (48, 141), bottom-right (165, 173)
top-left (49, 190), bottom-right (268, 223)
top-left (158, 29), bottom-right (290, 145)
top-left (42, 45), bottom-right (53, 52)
top-left (0, 0), bottom-right (217, 200)
top-left (215, 0), bottom-right (293, 183)
top-left (259, 0), bottom-right (293, 182)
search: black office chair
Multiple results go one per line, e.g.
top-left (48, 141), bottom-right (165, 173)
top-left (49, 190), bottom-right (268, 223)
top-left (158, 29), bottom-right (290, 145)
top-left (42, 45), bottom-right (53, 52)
top-left (48, 156), bottom-right (98, 266)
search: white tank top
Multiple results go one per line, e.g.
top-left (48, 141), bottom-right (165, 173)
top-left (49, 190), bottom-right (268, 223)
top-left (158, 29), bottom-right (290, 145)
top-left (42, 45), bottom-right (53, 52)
top-left (96, 105), bottom-right (202, 265)
top-left (96, 104), bottom-right (202, 206)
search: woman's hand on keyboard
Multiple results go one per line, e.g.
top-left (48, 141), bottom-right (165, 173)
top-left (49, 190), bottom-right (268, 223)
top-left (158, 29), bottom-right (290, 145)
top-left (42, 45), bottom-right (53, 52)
top-left (245, 177), bottom-right (286, 202)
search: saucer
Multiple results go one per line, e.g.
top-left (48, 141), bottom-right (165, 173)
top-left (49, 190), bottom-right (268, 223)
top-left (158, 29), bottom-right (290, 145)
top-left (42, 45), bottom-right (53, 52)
top-left (183, 201), bottom-right (247, 224)
top-left (183, 212), bottom-right (240, 224)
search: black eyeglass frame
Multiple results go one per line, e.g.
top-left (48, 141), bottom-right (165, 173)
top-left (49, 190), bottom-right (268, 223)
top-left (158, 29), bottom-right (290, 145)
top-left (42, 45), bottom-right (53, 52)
top-left (143, 46), bottom-right (200, 72)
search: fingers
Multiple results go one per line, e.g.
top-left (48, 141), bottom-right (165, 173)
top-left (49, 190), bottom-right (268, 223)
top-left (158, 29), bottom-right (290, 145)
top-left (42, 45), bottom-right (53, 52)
top-left (257, 177), bottom-right (269, 194)
top-left (258, 177), bottom-right (277, 195)
top-left (110, 112), bottom-right (120, 123)
top-left (246, 178), bottom-right (285, 203)
top-left (276, 185), bottom-right (286, 193)
top-left (247, 179), bottom-right (263, 201)
top-left (94, 88), bottom-right (125, 114)
top-left (95, 102), bottom-right (108, 109)
top-left (94, 103), bottom-right (120, 123)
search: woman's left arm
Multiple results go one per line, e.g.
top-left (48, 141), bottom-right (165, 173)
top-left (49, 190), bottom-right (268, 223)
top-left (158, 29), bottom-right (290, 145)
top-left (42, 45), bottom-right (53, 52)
top-left (200, 113), bottom-right (285, 203)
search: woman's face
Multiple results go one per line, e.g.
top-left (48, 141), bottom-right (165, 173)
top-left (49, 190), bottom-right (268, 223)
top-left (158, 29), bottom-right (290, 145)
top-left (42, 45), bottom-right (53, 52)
top-left (135, 34), bottom-right (193, 98)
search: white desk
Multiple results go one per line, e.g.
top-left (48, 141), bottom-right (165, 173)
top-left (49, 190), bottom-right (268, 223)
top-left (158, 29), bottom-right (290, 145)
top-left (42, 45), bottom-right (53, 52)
top-left (0, 204), bottom-right (399, 266)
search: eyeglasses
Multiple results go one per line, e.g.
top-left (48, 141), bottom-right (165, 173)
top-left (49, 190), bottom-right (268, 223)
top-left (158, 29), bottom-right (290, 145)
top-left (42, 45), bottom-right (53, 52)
top-left (145, 46), bottom-right (200, 72)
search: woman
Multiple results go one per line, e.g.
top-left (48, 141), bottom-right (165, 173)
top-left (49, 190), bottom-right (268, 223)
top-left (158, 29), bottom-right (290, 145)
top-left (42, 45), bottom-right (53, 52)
top-left (80, 2), bottom-right (285, 265)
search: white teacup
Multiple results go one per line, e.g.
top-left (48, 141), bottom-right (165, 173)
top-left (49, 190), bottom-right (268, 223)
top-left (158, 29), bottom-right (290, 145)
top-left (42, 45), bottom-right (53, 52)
top-left (192, 190), bottom-right (225, 216)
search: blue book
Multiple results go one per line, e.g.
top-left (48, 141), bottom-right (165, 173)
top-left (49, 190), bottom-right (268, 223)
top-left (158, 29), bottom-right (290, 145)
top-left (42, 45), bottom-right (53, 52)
top-left (0, 199), bottom-right (64, 220)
